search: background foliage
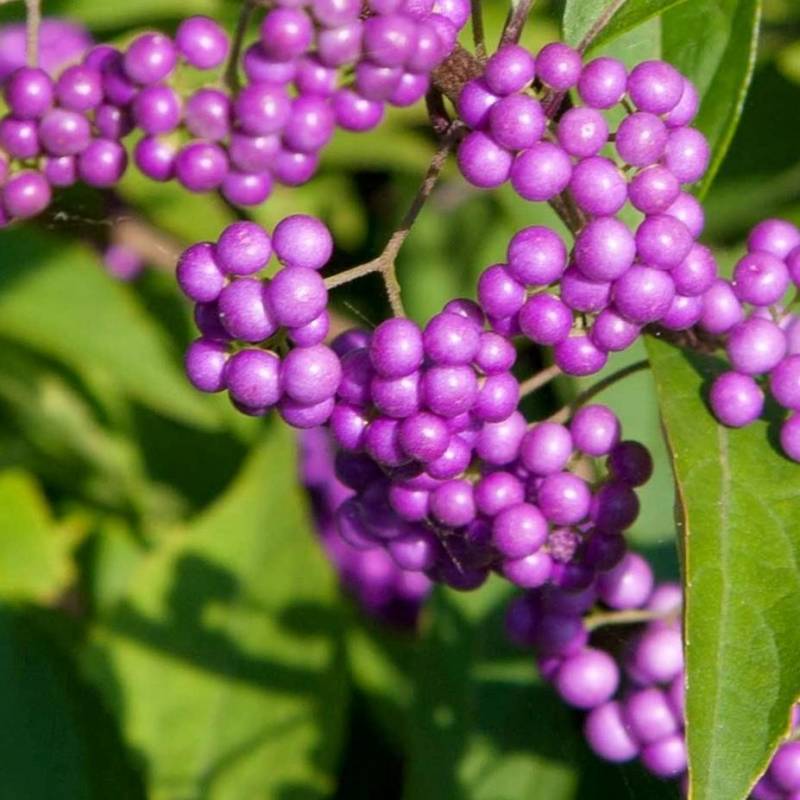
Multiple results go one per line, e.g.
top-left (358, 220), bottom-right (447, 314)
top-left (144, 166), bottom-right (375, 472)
top-left (0, 0), bottom-right (798, 797)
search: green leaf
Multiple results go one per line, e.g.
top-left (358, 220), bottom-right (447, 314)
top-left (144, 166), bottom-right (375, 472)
top-left (0, 227), bottom-right (219, 429)
top-left (0, 470), bottom-right (73, 602)
top-left (647, 337), bottom-right (800, 800)
top-left (84, 424), bottom-right (349, 800)
top-left (404, 579), bottom-right (679, 800)
top-left (563, 0), bottom-right (691, 50)
top-left (661, 0), bottom-right (762, 196)
top-left (0, 608), bottom-right (143, 800)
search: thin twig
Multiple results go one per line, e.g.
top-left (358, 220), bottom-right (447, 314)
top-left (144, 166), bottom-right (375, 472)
top-left (25, 0), bottom-right (41, 66)
top-left (576, 0), bottom-right (629, 54)
top-left (224, 0), bottom-right (255, 93)
top-left (470, 0), bottom-right (487, 62)
top-left (585, 607), bottom-right (670, 632)
top-left (324, 125), bottom-right (462, 316)
top-left (500, 0), bottom-right (536, 46)
top-left (519, 363), bottom-right (562, 397)
top-left (548, 358), bottom-right (649, 424)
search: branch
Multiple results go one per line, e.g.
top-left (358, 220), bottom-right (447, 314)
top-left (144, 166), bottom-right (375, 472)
top-left (519, 363), bottom-right (561, 397)
top-left (576, 0), bottom-right (629, 54)
top-left (501, 0), bottom-right (536, 46)
top-left (25, 0), bottom-right (40, 66)
top-left (548, 359), bottom-right (649, 424)
top-left (585, 607), bottom-right (673, 632)
top-left (325, 124), bottom-right (463, 316)
top-left (224, 0), bottom-right (256, 93)
top-left (470, 0), bottom-right (487, 62)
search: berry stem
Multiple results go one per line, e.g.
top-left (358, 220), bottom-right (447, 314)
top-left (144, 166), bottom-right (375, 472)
top-left (584, 607), bottom-right (671, 632)
top-left (25, 0), bottom-right (40, 66)
top-left (470, 0), bottom-right (487, 62)
top-left (519, 363), bottom-right (562, 397)
top-left (548, 358), bottom-right (649, 424)
top-left (224, 0), bottom-right (256, 94)
top-left (325, 124), bottom-right (463, 316)
top-left (575, 0), bottom-right (628, 54)
top-left (500, 0), bottom-right (536, 46)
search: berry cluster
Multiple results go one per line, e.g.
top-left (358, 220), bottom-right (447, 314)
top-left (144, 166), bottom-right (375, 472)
top-left (330, 302), bottom-right (652, 591)
top-left (457, 45), bottom-right (714, 377)
top-left (507, 558), bottom-right (800, 796)
top-left (300, 426), bottom-right (430, 627)
top-left (178, 216), bottom-right (350, 426)
top-left (0, 1), bottom-right (464, 224)
top-left (706, 219), bottom-right (800, 461)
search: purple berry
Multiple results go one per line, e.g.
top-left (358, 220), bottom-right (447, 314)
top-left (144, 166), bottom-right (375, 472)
top-left (488, 94), bottom-right (545, 151)
top-left (578, 57), bottom-right (626, 109)
top-left (234, 83), bottom-right (291, 135)
top-left (771, 356), bottom-right (800, 410)
top-left (457, 131), bottom-right (512, 188)
top-left (584, 701), bottom-right (639, 762)
top-left (571, 405), bottom-right (620, 457)
top-left (184, 88), bottom-right (231, 141)
top-left (282, 344), bottom-right (342, 404)
top-left (520, 422), bottom-right (573, 476)
top-left (185, 338), bottom-right (228, 392)
top-left (536, 42), bottom-right (581, 91)
top-left (748, 218), bottom-right (800, 259)
top-left (369, 318), bottom-right (424, 378)
top-left (484, 44), bottom-right (535, 96)
top-left (664, 126), bottom-right (710, 184)
top-left (597, 552), bottom-right (653, 609)
top-left (732, 251), bottom-right (790, 306)
top-left (624, 687), bottom-right (678, 744)
top-left (225, 348), bottom-right (281, 408)
top-left (781, 413), bottom-right (800, 462)
top-left (555, 647), bottom-right (619, 709)
top-left (3, 169), bottom-right (51, 219)
top-left (176, 16), bottom-right (229, 69)
top-left (557, 107), bottom-right (608, 158)
top-left (423, 312), bottom-right (481, 365)
top-left (574, 216), bottom-right (636, 282)
top-left (613, 266), bottom-right (675, 324)
top-left (506, 225), bottom-right (567, 285)
top-left (627, 60), bottom-right (684, 114)
top-left (727, 317), bottom-right (787, 375)
top-left (218, 278), bottom-right (277, 342)
top-left (537, 472), bottom-right (591, 525)
top-left (430, 478), bottom-right (475, 527)
top-left (457, 78), bottom-right (498, 129)
top-left (260, 7), bottom-right (313, 61)
top-left (554, 335), bottom-right (608, 376)
top-left (519, 294), bottom-right (573, 345)
top-left (124, 33), bottom-right (177, 85)
top-left (267, 266), bottom-right (328, 328)
top-left (628, 165), bottom-right (681, 215)
top-left (216, 221), bottom-right (272, 276)
top-left (615, 112), bottom-right (668, 167)
top-left (177, 242), bottom-right (226, 302)
top-left (4, 67), bottom-right (53, 119)
top-left (510, 141), bottom-right (572, 201)
top-left (55, 64), bottom-right (103, 111)
top-left (175, 141), bottom-right (228, 192)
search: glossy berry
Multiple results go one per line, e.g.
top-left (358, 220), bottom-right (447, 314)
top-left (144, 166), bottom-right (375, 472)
top-left (555, 648), bottom-right (619, 709)
top-left (176, 16), bottom-right (229, 68)
top-left (484, 44), bottom-right (535, 96)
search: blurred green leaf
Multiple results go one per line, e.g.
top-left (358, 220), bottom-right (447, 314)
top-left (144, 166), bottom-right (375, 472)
top-left (661, 0), bottom-right (762, 196)
top-left (404, 579), bottom-right (678, 800)
top-left (85, 424), bottom-right (349, 800)
top-left (346, 613), bottom-right (417, 752)
top-left (42, 0), bottom-right (230, 30)
top-left (0, 227), bottom-right (219, 429)
top-left (563, 0), bottom-right (690, 49)
top-left (647, 337), bottom-right (800, 800)
top-left (0, 608), bottom-right (143, 800)
top-left (0, 470), bottom-right (74, 602)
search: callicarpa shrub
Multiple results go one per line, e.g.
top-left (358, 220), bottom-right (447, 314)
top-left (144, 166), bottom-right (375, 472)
top-left (1, 0), bottom-right (799, 798)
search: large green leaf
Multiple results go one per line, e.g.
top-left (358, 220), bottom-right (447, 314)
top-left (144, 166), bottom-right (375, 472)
top-left (661, 0), bottom-right (762, 196)
top-left (647, 337), bottom-right (800, 800)
top-left (562, 0), bottom-right (690, 50)
top-left (84, 424), bottom-right (349, 800)
top-left (0, 227), bottom-right (219, 428)
top-left (404, 579), bottom-right (679, 800)
top-left (0, 608), bottom-right (143, 800)
top-left (0, 469), bottom-right (74, 602)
